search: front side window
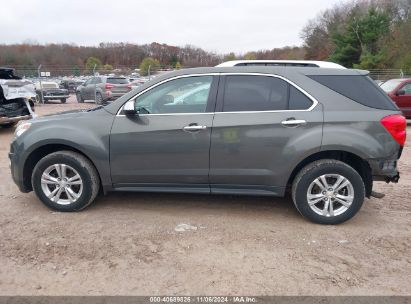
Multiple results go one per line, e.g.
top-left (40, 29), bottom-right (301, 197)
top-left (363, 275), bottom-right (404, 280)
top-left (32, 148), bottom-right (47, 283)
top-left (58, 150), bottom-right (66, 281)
top-left (134, 76), bottom-right (213, 114)
top-left (223, 75), bottom-right (288, 112)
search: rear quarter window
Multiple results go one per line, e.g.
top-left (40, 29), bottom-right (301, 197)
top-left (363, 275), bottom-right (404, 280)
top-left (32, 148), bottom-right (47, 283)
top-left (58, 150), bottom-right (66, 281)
top-left (308, 75), bottom-right (398, 110)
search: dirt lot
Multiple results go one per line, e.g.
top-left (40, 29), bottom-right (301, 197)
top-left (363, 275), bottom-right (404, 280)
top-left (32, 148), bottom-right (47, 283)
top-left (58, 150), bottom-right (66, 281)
top-left (0, 96), bottom-right (410, 295)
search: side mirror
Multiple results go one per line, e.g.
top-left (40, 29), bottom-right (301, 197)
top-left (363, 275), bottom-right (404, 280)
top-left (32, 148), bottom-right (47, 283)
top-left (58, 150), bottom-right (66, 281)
top-left (123, 100), bottom-right (137, 115)
top-left (396, 90), bottom-right (406, 96)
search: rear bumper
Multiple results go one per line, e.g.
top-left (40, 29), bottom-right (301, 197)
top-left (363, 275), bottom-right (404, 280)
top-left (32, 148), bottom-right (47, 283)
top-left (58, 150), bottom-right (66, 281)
top-left (368, 158), bottom-right (400, 183)
top-left (43, 95), bottom-right (70, 99)
top-left (0, 114), bottom-right (32, 125)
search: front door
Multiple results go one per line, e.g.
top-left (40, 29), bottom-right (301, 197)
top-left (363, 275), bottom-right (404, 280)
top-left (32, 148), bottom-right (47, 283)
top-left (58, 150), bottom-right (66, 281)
top-left (110, 75), bottom-right (218, 191)
top-left (209, 74), bottom-right (323, 195)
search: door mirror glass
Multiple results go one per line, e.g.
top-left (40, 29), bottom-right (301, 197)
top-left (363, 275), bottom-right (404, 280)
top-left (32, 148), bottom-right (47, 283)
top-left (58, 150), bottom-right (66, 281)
top-left (123, 100), bottom-right (137, 115)
top-left (397, 89), bottom-right (405, 96)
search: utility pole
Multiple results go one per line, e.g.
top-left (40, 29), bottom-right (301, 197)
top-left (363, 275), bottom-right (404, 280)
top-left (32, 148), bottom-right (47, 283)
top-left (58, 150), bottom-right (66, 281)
top-left (93, 64), bottom-right (97, 102)
top-left (148, 64), bottom-right (151, 81)
top-left (37, 64), bottom-right (44, 104)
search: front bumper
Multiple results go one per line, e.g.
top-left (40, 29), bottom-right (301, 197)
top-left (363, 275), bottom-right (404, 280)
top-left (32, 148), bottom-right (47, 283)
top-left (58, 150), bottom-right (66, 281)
top-left (43, 95), bottom-right (70, 99)
top-left (9, 149), bottom-right (30, 193)
top-left (0, 114), bottom-right (32, 125)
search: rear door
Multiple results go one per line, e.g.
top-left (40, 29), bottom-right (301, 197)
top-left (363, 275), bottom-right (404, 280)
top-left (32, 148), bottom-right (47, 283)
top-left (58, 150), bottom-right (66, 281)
top-left (209, 74), bottom-right (323, 195)
top-left (110, 75), bottom-right (218, 191)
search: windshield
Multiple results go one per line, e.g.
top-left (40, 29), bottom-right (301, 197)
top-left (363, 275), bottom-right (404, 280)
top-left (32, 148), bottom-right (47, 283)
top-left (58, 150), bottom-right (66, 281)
top-left (380, 79), bottom-right (403, 93)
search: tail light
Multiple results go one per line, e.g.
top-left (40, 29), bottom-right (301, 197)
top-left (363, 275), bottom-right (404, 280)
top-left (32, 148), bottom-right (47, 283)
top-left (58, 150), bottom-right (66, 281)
top-left (381, 114), bottom-right (407, 146)
top-left (105, 83), bottom-right (114, 90)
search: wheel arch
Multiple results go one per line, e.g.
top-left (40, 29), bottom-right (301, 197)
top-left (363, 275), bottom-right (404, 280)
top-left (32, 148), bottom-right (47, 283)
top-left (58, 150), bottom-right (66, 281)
top-left (287, 150), bottom-right (373, 197)
top-left (22, 143), bottom-right (102, 193)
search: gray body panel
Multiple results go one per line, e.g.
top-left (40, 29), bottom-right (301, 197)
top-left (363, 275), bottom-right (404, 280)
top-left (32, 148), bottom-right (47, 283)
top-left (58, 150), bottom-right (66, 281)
top-left (9, 66), bottom-right (403, 196)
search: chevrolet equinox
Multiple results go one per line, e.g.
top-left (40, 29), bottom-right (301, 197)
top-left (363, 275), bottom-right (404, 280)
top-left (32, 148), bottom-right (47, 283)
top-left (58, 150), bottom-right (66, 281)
top-left (9, 66), bottom-right (406, 224)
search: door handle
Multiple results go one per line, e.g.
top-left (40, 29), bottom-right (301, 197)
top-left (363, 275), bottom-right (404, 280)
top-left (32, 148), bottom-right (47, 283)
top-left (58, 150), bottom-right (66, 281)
top-left (183, 124), bottom-right (207, 132)
top-left (281, 119), bottom-right (307, 127)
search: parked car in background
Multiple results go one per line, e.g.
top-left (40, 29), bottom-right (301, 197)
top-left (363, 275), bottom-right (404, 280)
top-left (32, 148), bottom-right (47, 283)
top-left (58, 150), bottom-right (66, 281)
top-left (9, 66), bottom-right (405, 225)
top-left (216, 60), bottom-right (346, 68)
top-left (380, 78), bottom-right (411, 118)
top-left (0, 67), bottom-right (36, 128)
top-left (60, 79), bottom-right (84, 93)
top-left (35, 81), bottom-right (70, 103)
top-left (76, 76), bottom-right (131, 104)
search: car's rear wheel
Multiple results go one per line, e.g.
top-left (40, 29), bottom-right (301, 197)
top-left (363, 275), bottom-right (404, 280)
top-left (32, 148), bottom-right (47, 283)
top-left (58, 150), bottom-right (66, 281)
top-left (76, 92), bottom-right (84, 103)
top-left (60, 98), bottom-right (67, 103)
top-left (292, 159), bottom-right (365, 225)
top-left (95, 93), bottom-right (103, 105)
top-left (32, 151), bottom-right (100, 211)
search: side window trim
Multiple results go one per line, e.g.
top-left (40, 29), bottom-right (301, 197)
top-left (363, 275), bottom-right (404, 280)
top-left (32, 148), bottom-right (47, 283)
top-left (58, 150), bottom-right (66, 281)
top-left (117, 73), bottom-right (318, 116)
top-left (118, 74), bottom-right (219, 116)
top-left (215, 73), bottom-right (316, 113)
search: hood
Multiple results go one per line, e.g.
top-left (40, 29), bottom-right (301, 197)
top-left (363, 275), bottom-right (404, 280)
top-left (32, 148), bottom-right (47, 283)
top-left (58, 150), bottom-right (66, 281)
top-left (36, 106), bottom-right (105, 119)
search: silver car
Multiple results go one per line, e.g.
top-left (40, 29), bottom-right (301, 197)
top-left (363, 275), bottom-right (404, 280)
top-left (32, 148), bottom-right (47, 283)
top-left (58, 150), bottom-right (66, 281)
top-left (76, 76), bottom-right (131, 104)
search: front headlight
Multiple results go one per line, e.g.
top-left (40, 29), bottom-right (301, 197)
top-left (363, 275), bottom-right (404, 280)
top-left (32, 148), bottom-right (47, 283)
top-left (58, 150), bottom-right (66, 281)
top-left (14, 122), bottom-right (31, 138)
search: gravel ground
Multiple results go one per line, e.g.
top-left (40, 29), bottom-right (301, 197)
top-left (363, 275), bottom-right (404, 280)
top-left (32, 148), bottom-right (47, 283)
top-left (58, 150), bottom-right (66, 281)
top-left (0, 95), bottom-right (410, 295)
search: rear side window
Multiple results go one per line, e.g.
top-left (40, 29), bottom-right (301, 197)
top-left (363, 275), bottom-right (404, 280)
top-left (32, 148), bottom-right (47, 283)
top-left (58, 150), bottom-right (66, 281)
top-left (107, 78), bottom-right (129, 84)
top-left (222, 75), bottom-right (313, 112)
top-left (308, 75), bottom-right (397, 110)
top-left (289, 86), bottom-right (312, 110)
top-left (223, 76), bottom-right (288, 111)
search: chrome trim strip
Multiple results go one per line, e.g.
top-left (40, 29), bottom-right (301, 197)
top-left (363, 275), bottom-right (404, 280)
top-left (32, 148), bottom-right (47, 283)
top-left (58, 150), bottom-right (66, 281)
top-left (116, 72), bottom-right (319, 116)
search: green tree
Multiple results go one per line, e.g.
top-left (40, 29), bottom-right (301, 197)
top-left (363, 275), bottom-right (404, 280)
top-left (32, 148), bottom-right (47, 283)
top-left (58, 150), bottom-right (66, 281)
top-left (225, 52), bottom-right (236, 61)
top-left (72, 65), bottom-right (80, 76)
top-left (103, 64), bottom-right (113, 71)
top-left (330, 7), bottom-right (390, 68)
top-left (85, 57), bottom-right (102, 72)
top-left (175, 61), bottom-right (182, 70)
top-left (139, 57), bottom-right (160, 76)
top-left (244, 52), bottom-right (257, 60)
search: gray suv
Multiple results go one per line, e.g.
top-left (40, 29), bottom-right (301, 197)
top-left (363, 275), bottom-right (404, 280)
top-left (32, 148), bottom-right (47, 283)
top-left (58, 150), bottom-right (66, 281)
top-left (76, 76), bottom-right (131, 104)
top-left (9, 67), bottom-right (406, 224)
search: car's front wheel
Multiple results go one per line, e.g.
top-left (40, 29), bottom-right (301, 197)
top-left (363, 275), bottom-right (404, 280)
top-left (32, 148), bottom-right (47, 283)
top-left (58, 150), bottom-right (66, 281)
top-left (292, 159), bottom-right (365, 225)
top-left (60, 98), bottom-right (67, 103)
top-left (32, 151), bottom-right (100, 211)
top-left (76, 92), bottom-right (84, 103)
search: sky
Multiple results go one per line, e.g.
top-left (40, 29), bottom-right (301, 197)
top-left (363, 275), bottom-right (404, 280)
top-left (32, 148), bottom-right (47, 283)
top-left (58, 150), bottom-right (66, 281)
top-left (0, 0), bottom-right (344, 54)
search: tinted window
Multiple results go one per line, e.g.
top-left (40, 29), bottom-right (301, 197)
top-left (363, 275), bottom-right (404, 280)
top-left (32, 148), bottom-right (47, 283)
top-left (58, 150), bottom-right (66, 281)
top-left (223, 76), bottom-right (288, 112)
top-left (400, 83), bottom-right (411, 95)
top-left (289, 86), bottom-right (313, 110)
top-left (309, 75), bottom-right (397, 110)
top-left (134, 76), bottom-right (213, 114)
top-left (107, 78), bottom-right (129, 84)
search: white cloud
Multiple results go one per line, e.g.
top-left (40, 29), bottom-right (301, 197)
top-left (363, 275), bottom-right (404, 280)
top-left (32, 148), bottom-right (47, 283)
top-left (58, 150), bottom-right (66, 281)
top-left (0, 0), bottom-right (343, 53)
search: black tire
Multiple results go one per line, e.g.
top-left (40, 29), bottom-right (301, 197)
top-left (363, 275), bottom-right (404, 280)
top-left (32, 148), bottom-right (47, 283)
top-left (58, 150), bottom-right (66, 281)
top-left (292, 159), bottom-right (365, 225)
top-left (35, 93), bottom-right (42, 103)
top-left (76, 92), bottom-right (84, 103)
top-left (31, 151), bottom-right (100, 212)
top-left (95, 93), bottom-right (103, 105)
top-left (0, 122), bottom-right (17, 128)
top-left (60, 98), bottom-right (67, 103)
